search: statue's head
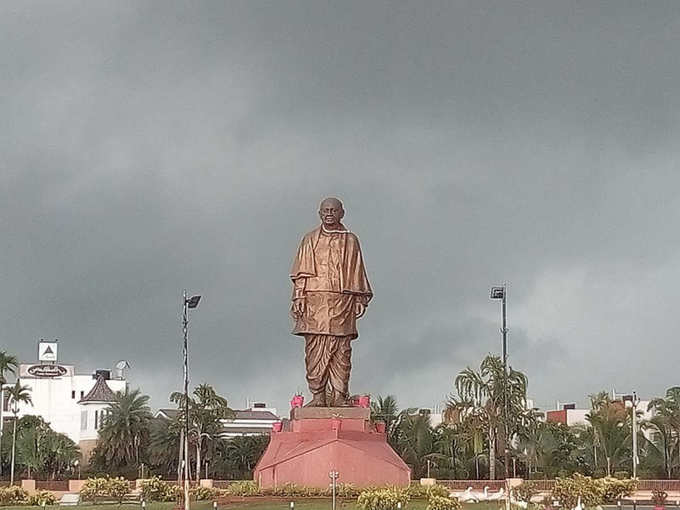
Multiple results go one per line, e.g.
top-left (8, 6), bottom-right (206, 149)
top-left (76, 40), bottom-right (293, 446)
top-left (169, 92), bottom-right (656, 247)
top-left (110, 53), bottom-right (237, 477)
top-left (318, 197), bottom-right (344, 229)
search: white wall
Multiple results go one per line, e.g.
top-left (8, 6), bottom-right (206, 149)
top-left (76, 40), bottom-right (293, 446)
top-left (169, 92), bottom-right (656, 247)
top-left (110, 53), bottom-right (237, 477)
top-left (12, 365), bottom-right (125, 444)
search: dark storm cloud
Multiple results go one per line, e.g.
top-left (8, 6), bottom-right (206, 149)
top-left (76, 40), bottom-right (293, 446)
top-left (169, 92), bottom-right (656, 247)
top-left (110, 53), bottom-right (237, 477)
top-left (2, 1), bottom-right (680, 412)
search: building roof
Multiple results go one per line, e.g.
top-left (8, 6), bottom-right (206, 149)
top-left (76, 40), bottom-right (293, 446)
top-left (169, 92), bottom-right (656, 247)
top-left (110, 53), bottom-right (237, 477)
top-left (231, 410), bottom-right (279, 421)
top-left (156, 409), bottom-right (179, 420)
top-left (79, 375), bottom-right (117, 404)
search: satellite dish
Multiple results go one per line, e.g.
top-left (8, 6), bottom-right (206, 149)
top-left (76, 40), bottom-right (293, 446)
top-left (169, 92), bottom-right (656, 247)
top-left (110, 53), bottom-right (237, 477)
top-left (115, 360), bottom-right (131, 379)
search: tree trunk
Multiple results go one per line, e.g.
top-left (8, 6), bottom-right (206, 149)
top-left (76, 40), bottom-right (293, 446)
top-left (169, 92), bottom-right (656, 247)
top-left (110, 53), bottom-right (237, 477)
top-left (196, 437), bottom-right (202, 482)
top-left (10, 416), bottom-right (17, 485)
top-left (177, 428), bottom-right (184, 485)
top-left (489, 427), bottom-right (496, 480)
top-left (606, 456), bottom-right (611, 477)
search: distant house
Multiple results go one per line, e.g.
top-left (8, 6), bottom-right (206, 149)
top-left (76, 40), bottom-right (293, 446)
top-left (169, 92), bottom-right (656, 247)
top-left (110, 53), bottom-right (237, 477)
top-left (155, 402), bottom-right (280, 437)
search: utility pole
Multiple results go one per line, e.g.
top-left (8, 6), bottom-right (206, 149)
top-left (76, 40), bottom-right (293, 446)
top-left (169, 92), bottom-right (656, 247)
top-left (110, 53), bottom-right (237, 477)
top-left (632, 391), bottom-right (639, 478)
top-left (502, 285), bottom-right (509, 480)
top-left (182, 291), bottom-right (201, 510)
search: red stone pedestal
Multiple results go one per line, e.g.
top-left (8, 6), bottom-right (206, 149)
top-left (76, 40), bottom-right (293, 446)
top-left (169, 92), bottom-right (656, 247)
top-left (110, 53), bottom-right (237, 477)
top-left (254, 407), bottom-right (410, 489)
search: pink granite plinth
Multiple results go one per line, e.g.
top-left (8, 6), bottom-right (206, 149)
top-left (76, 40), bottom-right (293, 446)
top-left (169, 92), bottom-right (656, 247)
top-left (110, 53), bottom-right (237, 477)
top-left (254, 408), bottom-right (410, 489)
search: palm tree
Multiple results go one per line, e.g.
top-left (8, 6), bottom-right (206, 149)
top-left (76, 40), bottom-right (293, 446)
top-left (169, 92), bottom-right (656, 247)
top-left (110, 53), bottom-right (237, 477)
top-left (0, 351), bottom-right (18, 477)
top-left (149, 415), bottom-right (182, 476)
top-left (92, 388), bottom-right (152, 472)
top-left (393, 411), bottom-right (436, 478)
top-left (7, 381), bottom-right (32, 484)
top-left (446, 354), bottom-right (528, 479)
top-left (171, 384), bottom-right (234, 480)
top-left (586, 392), bottom-right (631, 476)
top-left (371, 395), bottom-right (399, 435)
top-left (645, 387), bottom-right (680, 478)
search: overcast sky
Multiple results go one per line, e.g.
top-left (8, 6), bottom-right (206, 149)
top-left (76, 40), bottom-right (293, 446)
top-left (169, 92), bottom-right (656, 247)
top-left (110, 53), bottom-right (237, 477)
top-left (2, 1), bottom-right (680, 413)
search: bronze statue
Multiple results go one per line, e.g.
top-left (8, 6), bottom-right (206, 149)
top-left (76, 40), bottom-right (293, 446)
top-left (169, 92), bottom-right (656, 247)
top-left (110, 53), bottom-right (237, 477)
top-left (290, 197), bottom-right (373, 407)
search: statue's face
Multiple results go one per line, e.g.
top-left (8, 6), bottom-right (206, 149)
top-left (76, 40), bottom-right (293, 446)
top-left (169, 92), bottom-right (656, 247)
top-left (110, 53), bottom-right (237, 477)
top-left (319, 198), bottom-right (344, 228)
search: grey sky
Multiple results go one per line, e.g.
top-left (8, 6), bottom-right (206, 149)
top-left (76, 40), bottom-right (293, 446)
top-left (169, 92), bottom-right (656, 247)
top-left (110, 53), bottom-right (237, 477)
top-left (2, 1), bottom-right (680, 413)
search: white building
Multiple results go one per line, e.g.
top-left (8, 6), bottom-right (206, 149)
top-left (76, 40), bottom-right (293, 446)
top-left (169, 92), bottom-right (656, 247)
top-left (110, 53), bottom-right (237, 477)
top-left (156, 402), bottom-right (280, 437)
top-left (1, 340), bottom-right (126, 462)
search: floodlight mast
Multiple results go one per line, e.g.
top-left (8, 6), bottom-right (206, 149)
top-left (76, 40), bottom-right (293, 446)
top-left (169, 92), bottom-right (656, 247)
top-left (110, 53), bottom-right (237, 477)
top-left (182, 290), bottom-right (201, 510)
top-left (490, 284), bottom-right (509, 481)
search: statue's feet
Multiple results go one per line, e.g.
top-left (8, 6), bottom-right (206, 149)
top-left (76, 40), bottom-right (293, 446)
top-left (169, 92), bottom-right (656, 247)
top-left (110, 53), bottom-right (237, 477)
top-left (304, 393), bottom-right (327, 407)
top-left (329, 391), bottom-right (351, 407)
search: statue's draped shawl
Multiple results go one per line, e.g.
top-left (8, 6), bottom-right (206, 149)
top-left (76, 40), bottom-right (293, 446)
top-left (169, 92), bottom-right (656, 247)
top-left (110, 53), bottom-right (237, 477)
top-left (290, 225), bottom-right (373, 302)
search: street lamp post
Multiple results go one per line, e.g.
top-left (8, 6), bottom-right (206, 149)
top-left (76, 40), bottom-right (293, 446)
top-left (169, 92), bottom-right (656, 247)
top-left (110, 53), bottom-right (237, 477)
top-left (622, 392), bottom-right (640, 478)
top-left (182, 291), bottom-right (201, 510)
top-left (490, 284), bottom-right (509, 480)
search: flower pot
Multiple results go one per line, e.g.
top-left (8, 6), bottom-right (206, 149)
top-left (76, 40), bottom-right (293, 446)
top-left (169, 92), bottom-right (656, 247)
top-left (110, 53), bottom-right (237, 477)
top-left (272, 422), bottom-right (283, 432)
top-left (357, 395), bottom-right (370, 408)
top-left (290, 395), bottom-right (304, 408)
top-left (331, 418), bottom-right (342, 431)
top-left (375, 422), bottom-right (386, 433)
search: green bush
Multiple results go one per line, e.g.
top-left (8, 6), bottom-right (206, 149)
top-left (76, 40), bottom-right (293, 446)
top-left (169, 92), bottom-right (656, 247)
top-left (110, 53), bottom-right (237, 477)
top-left (225, 480), bottom-right (259, 497)
top-left (108, 477), bottom-right (131, 504)
top-left (139, 476), bottom-right (181, 502)
top-left (513, 481), bottom-right (539, 503)
top-left (407, 484), bottom-right (449, 499)
top-left (0, 486), bottom-right (30, 506)
top-left (336, 484), bottom-right (360, 498)
top-left (357, 487), bottom-right (410, 510)
top-left (599, 477), bottom-right (637, 503)
top-left (427, 495), bottom-right (462, 510)
top-left (80, 477), bottom-right (114, 504)
top-left (551, 474), bottom-right (605, 509)
top-left (272, 483), bottom-right (328, 497)
top-left (28, 490), bottom-right (58, 506)
top-left (190, 487), bottom-right (222, 501)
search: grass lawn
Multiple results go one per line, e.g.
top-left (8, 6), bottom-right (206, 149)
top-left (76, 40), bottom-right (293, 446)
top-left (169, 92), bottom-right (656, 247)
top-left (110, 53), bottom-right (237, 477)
top-left (0, 502), bottom-right (505, 510)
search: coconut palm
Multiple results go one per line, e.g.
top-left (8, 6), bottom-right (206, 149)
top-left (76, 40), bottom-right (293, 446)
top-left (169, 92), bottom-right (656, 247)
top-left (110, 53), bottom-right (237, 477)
top-left (7, 381), bottom-right (32, 484)
top-left (586, 392), bottom-right (631, 476)
top-left (149, 415), bottom-right (182, 476)
top-left (91, 387), bottom-right (152, 472)
top-left (218, 435), bottom-right (269, 479)
top-left (446, 354), bottom-right (528, 480)
top-left (0, 351), bottom-right (18, 477)
top-left (171, 384), bottom-right (234, 479)
top-left (645, 387), bottom-right (680, 478)
top-left (371, 395), bottom-right (399, 438)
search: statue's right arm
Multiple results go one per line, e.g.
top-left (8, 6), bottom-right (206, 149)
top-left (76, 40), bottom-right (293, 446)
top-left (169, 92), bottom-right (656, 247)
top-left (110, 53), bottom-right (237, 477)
top-left (291, 277), bottom-right (306, 318)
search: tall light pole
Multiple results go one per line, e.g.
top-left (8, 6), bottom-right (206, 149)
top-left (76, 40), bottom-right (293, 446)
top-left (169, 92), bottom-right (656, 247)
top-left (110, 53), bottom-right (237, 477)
top-left (622, 392), bottom-right (640, 478)
top-left (182, 291), bottom-right (201, 510)
top-left (490, 284), bottom-right (509, 480)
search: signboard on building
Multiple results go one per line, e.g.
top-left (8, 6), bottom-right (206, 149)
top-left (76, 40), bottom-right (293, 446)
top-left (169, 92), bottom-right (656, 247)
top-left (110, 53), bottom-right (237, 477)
top-left (20, 363), bottom-right (74, 378)
top-left (38, 340), bottom-right (58, 362)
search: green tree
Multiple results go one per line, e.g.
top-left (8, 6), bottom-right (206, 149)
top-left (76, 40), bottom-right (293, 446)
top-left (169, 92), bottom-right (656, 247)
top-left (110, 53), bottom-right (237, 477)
top-left (171, 384), bottom-right (234, 480)
top-left (371, 395), bottom-right (399, 441)
top-left (446, 354), bottom-right (529, 479)
top-left (586, 392), bottom-right (631, 477)
top-left (149, 415), bottom-right (182, 477)
top-left (0, 350), bottom-right (18, 477)
top-left (393, 411), bottom-right (438, 478)
top-left (7, 381), bottom-right (33, 484)
top-left (215, 435), bottom-right (269, 479)
top-left (644, 387), bottom-right (680, 478)
top-left (90, 388), bottom-right (152, 474)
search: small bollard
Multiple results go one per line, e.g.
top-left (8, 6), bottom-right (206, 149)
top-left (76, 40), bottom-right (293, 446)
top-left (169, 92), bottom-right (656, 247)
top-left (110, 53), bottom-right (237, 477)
top-left (142, 501), bottom-right (146, 509)
top-left (213, 502), bottom-right (218, 510)
top-left (290, 502), bottom-right (295, 510)
top-left (633, 500), bottom-right (637, 510)
top-left (398, 503), bottom-right (402, 510)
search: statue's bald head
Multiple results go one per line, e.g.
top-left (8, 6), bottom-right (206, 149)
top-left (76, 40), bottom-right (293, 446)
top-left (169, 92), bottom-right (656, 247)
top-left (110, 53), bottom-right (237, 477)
top-left (319, 197), bottom-right (345, 229)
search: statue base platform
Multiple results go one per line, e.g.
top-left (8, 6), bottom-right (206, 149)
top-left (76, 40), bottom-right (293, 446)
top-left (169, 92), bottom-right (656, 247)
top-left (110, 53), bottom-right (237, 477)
top-left (254, 407), bottom-right (410, 489)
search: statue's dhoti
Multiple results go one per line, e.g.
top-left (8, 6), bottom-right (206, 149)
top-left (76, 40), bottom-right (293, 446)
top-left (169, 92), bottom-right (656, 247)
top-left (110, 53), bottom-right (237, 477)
top-left (304, 335), bottom-right (352, 405)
